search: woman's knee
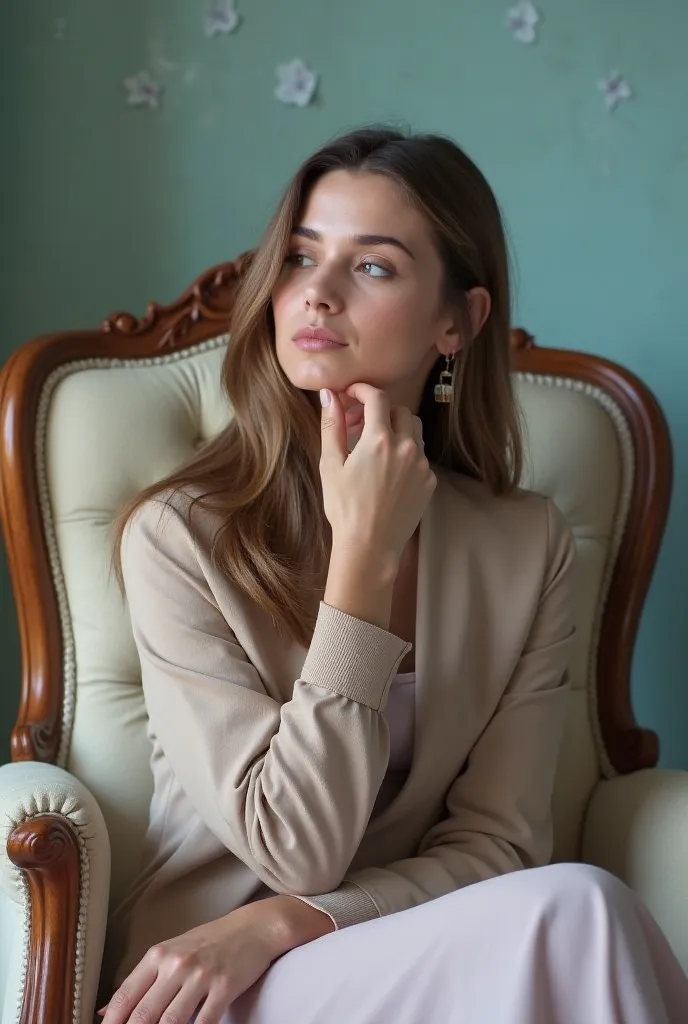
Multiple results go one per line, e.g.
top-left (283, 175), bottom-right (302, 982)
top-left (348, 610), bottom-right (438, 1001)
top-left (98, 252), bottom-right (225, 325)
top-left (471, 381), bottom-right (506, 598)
top-left (534, 861), bottom-right (625, 890)
top-left (408, 863), bottom-right (636, 944)
top-left (522, 861), bottom-right (636, 916)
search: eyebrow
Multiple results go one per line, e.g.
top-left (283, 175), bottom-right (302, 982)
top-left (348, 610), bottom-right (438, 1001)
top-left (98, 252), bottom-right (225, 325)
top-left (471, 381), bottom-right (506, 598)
top-left (292, 225), bottom-right (415, 260)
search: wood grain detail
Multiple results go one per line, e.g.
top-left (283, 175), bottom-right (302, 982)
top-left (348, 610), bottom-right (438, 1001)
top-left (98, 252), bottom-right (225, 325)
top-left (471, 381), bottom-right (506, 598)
top-left (0, 264), bottom-right (673, 1024)
top-left (0, 257), bottom-right (248, 764)
top-left (7, 814), bottom-right (81, 1024)
top-left (0, 271), bottom-right (671, 775)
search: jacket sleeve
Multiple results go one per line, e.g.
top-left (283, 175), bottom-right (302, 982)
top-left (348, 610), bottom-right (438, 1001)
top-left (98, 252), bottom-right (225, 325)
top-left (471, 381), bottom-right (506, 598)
top-left (121, 499), bottom-right (411, 896)
top-left (296, 498), bottom-right (577, 928)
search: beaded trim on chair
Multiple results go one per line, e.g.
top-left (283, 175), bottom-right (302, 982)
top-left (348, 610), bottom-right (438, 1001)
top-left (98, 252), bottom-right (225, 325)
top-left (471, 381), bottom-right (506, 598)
top-left (34, 334), bottom-right (230, 769)
top-left (30, 333), bottom-right (229, 1022)
top-left (12, 871), bottom-right (29, 1024)
top-left (6, 795), bottom-right (93, 1024)
top-left (26, 347), bottom-right (632, 1024)
top-left (515, 372), bottom-right (635, 780)
top-left (35, 350), bottom-right (632, 779)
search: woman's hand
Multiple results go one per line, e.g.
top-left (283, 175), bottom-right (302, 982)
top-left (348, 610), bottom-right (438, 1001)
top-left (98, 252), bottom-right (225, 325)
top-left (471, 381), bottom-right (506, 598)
top-left (100, 896), bottom-right (333, 1024)
top-left (320, 383), bottom-right (436, 570)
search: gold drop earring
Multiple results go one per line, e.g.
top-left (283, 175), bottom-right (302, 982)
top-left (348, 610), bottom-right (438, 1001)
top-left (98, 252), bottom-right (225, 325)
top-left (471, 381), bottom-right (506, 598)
top-left (434, 353), bottom-right (455, 404)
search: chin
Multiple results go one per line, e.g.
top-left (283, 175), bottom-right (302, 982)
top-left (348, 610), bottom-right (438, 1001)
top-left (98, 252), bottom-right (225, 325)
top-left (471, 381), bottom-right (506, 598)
top-left (280, 360), bottom-right (353, 395)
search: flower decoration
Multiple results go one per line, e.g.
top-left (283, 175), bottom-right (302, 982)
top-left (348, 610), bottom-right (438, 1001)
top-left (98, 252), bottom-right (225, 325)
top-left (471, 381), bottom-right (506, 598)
top-left (124, 70), bottom-right (162, 111)
top-left (204, 1), bottom-right (240, 38)
top-left (505, 2), bottom-right (541, 44)
top-left (598, 71), bottom-right (633, 112)
top-left (275, 59), bottom-right (318, 107)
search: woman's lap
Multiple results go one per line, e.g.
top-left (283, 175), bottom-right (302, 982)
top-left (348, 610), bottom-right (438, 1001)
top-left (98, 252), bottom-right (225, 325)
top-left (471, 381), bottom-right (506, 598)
top-left (197, 864), bottom-right (688, 1024)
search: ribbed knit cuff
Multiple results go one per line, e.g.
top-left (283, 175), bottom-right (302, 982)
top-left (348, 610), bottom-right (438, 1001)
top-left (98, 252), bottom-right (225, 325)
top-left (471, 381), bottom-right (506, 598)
top-left (292, 880), bottom-right (381, 930)
top-left (299, 602), bottom-right (412, 711)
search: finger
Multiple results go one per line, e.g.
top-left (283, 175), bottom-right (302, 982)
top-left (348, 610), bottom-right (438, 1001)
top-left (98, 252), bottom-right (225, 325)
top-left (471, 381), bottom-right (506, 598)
top-left (344, 383), bottom-right (391, 432)
top-left (343, 402), bottom-right (364, 428)
top-left (389, 406), bottom-right (416, 439)
top-left (319, 388), bottom-right (347, 467)
top-left (194, 986), bottom-right (236, 1024)
top-left (101, 962), bottom-right (158, 1024)
top-left (111, 975), bottom-right (182, 1024)
top-left (156, 979), bottom-right (207, 1024)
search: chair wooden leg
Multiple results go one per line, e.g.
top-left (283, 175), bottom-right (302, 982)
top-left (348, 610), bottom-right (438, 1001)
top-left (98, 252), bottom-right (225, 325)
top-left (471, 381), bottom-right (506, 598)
top-left (7, 813), bottom-right (81, 1024)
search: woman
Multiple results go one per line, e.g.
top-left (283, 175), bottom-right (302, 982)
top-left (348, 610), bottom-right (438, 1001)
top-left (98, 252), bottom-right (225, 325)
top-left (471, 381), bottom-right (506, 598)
top-left (105, 127), bottom-right (688, 1023)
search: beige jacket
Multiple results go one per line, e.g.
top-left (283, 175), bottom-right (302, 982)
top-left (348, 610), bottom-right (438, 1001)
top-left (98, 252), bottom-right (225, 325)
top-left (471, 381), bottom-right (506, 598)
top-left (115, 468), bottom-right (576, 978)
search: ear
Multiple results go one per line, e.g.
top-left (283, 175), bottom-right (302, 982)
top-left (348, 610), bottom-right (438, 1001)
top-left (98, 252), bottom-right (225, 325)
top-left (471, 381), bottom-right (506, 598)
top-left (436, 286), bottom-right (492, 358)
top-left (466, 287), bottom-right (491, 338)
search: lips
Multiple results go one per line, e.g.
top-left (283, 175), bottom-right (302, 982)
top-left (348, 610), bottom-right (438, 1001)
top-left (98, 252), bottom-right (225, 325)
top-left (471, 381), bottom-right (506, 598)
top-left (292, 326), bottom-right (347, 348)
top-left (294, 338), bottom-right (347, 351)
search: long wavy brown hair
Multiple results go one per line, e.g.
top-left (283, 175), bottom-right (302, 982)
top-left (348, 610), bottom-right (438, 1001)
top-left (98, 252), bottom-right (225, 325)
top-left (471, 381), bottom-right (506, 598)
top-left (114, 126), bottom-right (523, 647)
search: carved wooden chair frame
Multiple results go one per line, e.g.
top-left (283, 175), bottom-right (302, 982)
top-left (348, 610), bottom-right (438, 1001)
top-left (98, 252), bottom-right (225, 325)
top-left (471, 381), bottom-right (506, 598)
top-left (0, 255), bottom-right (672, 1024)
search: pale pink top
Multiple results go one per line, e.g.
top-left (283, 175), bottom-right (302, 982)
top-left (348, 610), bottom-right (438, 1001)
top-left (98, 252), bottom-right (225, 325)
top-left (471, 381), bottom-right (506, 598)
top-left (372, 671), bottom-right (416, 817)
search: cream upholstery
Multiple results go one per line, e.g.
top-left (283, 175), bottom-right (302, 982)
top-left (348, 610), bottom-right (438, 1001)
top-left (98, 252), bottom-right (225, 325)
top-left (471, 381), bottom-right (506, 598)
top-left (515, 374), bottom-right (631, 860)
top-left (583, 768), bottom-right (688, 969)
top-left (1, 333), bottom-right (686, 1024)
top-left (0, 762), bottom-right (110, 1024)
top-left (47, 338), bottom-right (230, 911)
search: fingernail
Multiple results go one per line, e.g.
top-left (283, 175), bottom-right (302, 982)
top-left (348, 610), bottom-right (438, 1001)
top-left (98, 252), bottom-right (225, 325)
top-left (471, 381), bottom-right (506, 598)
top-left (97, 1007), bottom-right (107, 1017)
top-left (319, 389), bottom-right (331, 408)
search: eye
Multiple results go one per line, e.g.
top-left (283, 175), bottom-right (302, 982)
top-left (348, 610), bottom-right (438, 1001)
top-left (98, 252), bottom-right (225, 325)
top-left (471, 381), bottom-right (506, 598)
top-left (285, 252), bottom-right (316, 268)
top-left (359, 261), bottom-right (392, 278)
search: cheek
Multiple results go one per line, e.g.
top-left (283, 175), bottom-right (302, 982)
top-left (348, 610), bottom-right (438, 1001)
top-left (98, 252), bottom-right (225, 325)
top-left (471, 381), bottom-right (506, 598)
top-left (360, 291), bottom-right (437, 362)
top-left (271, 278), bottom-right (297, 329)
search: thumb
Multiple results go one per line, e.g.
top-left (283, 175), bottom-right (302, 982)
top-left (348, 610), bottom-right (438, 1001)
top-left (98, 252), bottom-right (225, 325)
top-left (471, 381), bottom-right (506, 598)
top-left (320, 388), bottom-right (347, 466)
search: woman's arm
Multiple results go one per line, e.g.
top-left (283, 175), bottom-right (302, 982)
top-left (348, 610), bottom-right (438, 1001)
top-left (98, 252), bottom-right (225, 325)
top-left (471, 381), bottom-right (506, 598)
top-left (294, 498), bottom-right (577, 929)
top-left (122, 386), bottom-right (433, 903)
top-left (122, 498), bottom-right (410, 896)
top-left (101, 894), bottom-right (335, 1023)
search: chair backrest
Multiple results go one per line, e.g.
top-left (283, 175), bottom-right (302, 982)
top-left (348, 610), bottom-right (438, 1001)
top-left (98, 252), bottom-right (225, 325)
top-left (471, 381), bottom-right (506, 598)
top-left (0, 259), bottom-right (672, 949)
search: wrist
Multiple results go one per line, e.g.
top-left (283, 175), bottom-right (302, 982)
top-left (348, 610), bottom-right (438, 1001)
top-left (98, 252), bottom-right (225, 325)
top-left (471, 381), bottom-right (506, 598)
top-left (325, 544), bottom-right (399, 630)
top-left (267, 895), bottom-right (335, 957)
top-left (329, 541), bottom-right (400, 587)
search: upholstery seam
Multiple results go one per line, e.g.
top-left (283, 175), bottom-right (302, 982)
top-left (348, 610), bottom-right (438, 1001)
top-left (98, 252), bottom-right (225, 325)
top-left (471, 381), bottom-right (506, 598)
top-left (516, 372), bottom-right (635, 779)
top-left (22, 351), bottom-right (632, 1023)
top-left (35, 356), bottom-right (630, 780)
top-left (33, 333), bottom-right (230, 769)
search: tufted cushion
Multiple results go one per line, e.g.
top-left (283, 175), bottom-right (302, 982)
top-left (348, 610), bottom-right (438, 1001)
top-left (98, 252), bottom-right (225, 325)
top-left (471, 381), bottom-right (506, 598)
top-left (44, 337), bottom-right (231, 908)
top-left (39, 336), bottom-right (629, 925)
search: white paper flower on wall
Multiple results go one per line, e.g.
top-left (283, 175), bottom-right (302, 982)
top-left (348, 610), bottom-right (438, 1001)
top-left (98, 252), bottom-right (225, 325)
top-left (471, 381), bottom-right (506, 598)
top-left (124, 70), bottom-right (162, 111)
top-left (205, 1), bottom-right (240, 38)
top-left (505, 2), bottom-right (541, 44)
top-left (598, 71), bottom-right (633, 112)
top-left (275, 59), bottom-right (318, 107)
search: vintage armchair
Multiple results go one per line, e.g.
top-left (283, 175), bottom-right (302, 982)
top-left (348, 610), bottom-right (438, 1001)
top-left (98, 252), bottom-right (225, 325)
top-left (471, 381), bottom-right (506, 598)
top-left (0, 256), bottom-right (686, 1024)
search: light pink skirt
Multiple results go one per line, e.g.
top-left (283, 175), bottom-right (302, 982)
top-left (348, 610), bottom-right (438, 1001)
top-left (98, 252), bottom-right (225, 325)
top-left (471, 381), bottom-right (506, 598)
top-left (208, 863), bottom-right (688, 1023)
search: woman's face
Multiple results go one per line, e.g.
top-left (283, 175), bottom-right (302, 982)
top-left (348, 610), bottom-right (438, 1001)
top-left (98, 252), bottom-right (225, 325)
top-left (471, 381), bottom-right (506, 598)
top-left (272, 170), bottom-right (462, 417)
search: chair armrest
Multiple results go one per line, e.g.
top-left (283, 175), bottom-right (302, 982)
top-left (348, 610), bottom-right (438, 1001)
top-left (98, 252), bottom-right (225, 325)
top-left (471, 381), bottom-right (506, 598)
top-left (582, 767), bottom-right (688, 974)
top-left (0, 762), bottom-right (111, 1024)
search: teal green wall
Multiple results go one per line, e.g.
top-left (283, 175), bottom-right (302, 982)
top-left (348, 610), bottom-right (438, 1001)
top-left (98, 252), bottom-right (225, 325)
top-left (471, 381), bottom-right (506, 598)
top-left (2, 1), bottom-right (687, 765)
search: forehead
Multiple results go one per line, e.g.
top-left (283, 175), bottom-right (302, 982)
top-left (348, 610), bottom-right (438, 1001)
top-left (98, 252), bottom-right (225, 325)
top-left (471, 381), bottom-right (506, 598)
top-left (298, 170), bottom-right (430, 242)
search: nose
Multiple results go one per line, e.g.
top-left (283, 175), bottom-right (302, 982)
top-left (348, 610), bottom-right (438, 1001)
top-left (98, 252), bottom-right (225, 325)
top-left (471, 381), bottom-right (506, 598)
top-left (303, 266), bottom-right (344, 317)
